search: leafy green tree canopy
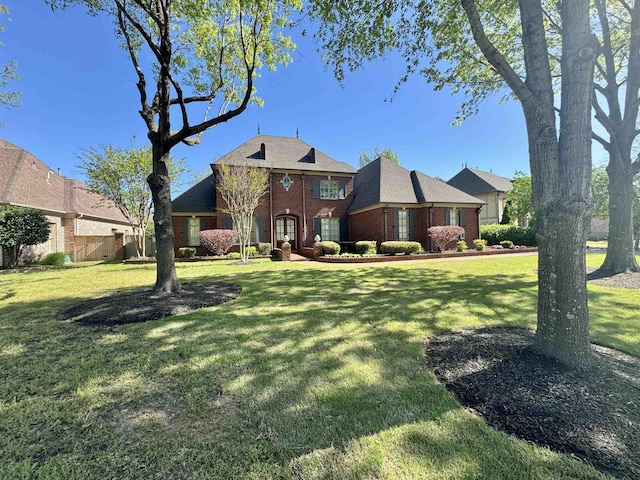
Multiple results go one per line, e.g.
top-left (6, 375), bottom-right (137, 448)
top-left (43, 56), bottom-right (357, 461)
top-left (77, 140), bottom-right (186, 256)
top-left (0, 4), bottom-right (20, 122)
top-left (505, 171), bottom-right (535, 227)
top-left (0, 206), bottom-right (50, 268)
top-left (359, 147), bottom-right (400, 167)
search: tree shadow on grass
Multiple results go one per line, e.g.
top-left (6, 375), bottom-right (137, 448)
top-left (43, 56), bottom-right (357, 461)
top-left (0, 263), bottom-right (629, 478)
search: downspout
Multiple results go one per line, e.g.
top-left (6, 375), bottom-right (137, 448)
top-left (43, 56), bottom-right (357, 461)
top-left (269, 169), bottom-right (274, 246)
top-left (301, 175), bottom-right (307, 246)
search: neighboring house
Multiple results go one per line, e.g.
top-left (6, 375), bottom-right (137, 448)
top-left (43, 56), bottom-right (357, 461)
top-left (348, 157), bottom-right (485, 251)
top-left (447, 167), bottom-right (513, 225)
top-left (0, 139), bottom-right (132, 265)
top-left (172, 134), bottom-right (485, 254)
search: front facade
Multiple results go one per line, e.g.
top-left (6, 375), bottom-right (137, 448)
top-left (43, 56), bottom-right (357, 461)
top-left (172, 135), bottom-right (357, 255)
top-left (447, 167), bottom-right (513, 225)
top-left (0, 139), bottom-right (132, 265)
top-left (172, 135), bottom-right (485, 254)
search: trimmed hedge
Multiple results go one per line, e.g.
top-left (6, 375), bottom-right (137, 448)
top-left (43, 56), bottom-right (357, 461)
top-left (380, 241), bottom-right (422, 255)
top-left (456, 240), bottom-right (467, 252)
top-left (480, 224), bottom-right (537, 246)
top-left (178, 247), bottom-right (196, 258)
top-left (473, 239), bottom-right (487, 251)
top-left (355, 241), bottom-right (377, 255)
top-left (258, 242), bottom-right (272, 255)
top-left (321, 241), bottom-right (341, 255)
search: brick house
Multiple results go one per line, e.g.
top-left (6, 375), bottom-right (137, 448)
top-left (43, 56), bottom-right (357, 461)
top-left (447, 167), bottom-right (513, 225)
top-left (0, 139), bottom-right (132, 265)
top-left (349, 157), bottom-right (485, 251)
top-left (172, 134), bottom-right (484, 254)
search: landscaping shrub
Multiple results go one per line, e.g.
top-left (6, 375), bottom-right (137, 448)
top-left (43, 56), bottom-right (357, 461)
top-left (247, 246), bottom-right (258, 257)
top-left (355, 240), bottom-right (377, 255)
top-left (480, 224), bottom-right (537, 246)
top-left (321, 241), bottom-right (341, 255)
top-left (500, 240), bottom-right (514, 249)
top-left (228, 252), bottom-right (241, 259)
top-left (178, 247), bottom-right (196, 258)
top-left (456, 240), bottom-right (467, 252)
top-left (258, 242), bottom-right (272, 255)
top-left (380, 241), bottom-right (423, 254)
top-left (474, 239), bottom-right (487, 251)
top-left (199, 229), bottom-right (238, 256)
top-left (427, 226), bottom-right (465, 252)
top-left (40, 252), bottom-right (67, 266)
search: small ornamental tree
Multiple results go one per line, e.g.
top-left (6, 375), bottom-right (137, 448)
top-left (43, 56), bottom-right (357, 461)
top-left (199, 229), bottom-right (238, 256)
top-left (0, 206), bottom-right (50, 268)
top-left (427, 226), bottom-right (465, 252)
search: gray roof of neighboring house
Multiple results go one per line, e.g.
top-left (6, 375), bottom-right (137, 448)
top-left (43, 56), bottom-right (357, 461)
top-left (211, 134), bottom-right (357, 174)
top-left (348, 157), bottom-right (484, 212)
top-left (172, 174), bottom-right (216, 213)
top-left (0, 139), bottom-right (129, 223)
top-left (446, 167), bottom-right (513, 195)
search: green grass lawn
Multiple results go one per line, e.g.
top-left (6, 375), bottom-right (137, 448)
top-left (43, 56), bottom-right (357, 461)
top-left (0, 253), bottom-right (637, 479)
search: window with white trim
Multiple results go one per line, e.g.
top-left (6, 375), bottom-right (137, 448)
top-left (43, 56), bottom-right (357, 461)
top-left (320, 180), bottom-right (339, 199)
top-left (187, 218), bottom-right (201, 246)
top-left (321, 217), bottom-right (340, 241)
top-left (446, 209), bottom-right (459, 226)
top-left (397, 210), bottom-right (409, 241)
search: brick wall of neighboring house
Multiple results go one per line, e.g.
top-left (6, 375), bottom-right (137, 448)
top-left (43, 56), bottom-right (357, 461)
top-left (430, 207), bottom-right (480, 251)
top-left (349, 208), bottom-right (385, 245)
top-left (62, 215), bottom-right (76, 260)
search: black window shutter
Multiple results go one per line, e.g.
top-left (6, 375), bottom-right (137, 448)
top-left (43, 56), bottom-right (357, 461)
top-left (312, 179), bottom-right (320, 199)
top-left (256, 217), bottom-right (265, 243)
top-left (223, 217), bottom-right (233, 230)
top-left (393, 210), bottom-right (399, 240)
top-left (314, 218), bottom-right (322, 239)
top-left (340, 218), bottom-right (348, 241)
top-left (445, 209), bottom-right (451, 226)
top-left (459, 210), bottom-right (465, 227)
top-left (338, 181), bottom-right (347, 199)
top-left (409, 210), bottom-right (416, 240)
top-left (181, 218), bottom-right (189, 246)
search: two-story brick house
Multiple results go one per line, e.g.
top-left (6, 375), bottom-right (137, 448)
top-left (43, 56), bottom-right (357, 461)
top-left (172, 134), bottom-right (485, 254)
top-left (172, 134), bottom-right (357, 255)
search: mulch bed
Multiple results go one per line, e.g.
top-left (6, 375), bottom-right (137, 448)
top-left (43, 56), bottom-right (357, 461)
top-left (56, 282), bottom-right (241, 326)
top-left (425, 327), bottom-right (640, 479)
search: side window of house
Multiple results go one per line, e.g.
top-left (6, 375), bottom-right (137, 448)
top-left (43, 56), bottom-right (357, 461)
top-left (446, 209), bottom-right (459, 226)
top-left (397, 210), bottom-right (409, 241)
top-left (224, 217), bottom-right (264, 244)
top-left (321, 217), bottom-right (340, 241)
top-left (187, 218), bottom-right (201, 246)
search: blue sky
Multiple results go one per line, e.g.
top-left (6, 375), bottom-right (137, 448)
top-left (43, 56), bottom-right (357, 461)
top-left (1, 1), bottom-right (543, 196)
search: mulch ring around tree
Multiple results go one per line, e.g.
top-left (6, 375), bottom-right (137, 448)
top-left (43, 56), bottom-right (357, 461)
top-left (425, 327), bottom-right (640, 479)
top-left (57, 282), bottom-right (242, 326)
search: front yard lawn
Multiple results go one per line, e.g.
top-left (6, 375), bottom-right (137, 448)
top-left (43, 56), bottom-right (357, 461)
top-left (0, 254), bottom-right (637, 479)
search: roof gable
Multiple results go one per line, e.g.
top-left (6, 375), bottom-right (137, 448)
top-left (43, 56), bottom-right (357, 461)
top-left (0, 139), bottom-right (129, 223)
top-left (447, 167), bottom-right (513, 195)
top-left (212, 134), bottom-right (357, 174)
top-left (172, 173), bottom-right (216, 213)
top-left (349, 158), bottom-right (484, 212)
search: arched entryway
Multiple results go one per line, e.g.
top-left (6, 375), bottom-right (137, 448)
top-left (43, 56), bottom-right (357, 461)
top-left (275, 215), bottom-right (297, 250)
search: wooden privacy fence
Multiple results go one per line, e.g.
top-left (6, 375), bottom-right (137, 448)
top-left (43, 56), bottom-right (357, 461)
top-left (75, 236), bottom-right (116, 262)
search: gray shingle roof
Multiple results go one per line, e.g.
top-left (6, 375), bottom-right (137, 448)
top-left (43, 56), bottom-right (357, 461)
top-left (172, 174), bottom-right (216, 213)
top-left (0, 139), bottom-right (129, 223)
top-left (447, 167), bottom-right (513, 195)
top-left (212, 134), bottom-right (357, 174)
top-left (349, 157), bottom-right (484, 212)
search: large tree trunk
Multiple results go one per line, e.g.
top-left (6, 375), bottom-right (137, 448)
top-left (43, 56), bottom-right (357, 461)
top-left (597, 151), bottom-right (640, 274)
top-left (148, 146), bottom-right (180, 294)
top-left (523, 0), bottom-right (596, 368)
